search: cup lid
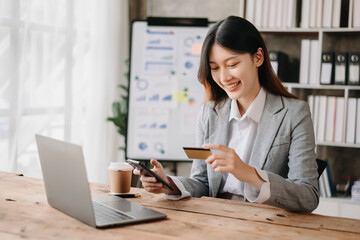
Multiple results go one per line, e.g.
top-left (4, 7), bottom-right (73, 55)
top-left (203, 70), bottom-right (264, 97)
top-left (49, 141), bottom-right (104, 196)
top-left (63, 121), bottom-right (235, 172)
top-left (108, 162), bottom-right (133, 171)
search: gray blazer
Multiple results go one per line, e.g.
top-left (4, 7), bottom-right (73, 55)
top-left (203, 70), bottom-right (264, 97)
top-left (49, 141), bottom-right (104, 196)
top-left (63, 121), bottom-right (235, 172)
top-left (176, 92), bottom-right (319, 212)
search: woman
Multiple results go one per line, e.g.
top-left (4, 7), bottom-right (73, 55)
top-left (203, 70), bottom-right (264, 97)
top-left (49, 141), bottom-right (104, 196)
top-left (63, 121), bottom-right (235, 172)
top-left (134, 16), bottom-right (319, 212)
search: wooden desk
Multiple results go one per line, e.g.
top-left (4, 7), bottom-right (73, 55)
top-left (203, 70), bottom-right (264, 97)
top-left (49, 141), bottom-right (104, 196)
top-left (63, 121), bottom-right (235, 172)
top-left (1, 171), bottom-right (359, 239)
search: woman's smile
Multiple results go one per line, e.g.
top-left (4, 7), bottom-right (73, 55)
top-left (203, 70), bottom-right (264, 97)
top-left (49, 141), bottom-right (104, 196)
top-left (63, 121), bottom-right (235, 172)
top-left (225, 81), bottom-right (241, 90)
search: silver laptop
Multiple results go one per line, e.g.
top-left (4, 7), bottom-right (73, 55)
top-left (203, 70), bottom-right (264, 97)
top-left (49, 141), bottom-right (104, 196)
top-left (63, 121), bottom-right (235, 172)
top-left (35, 134), bottom-right (166, 228)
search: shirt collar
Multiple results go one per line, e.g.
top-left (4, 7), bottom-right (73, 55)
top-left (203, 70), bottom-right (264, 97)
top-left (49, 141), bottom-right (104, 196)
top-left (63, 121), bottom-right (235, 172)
top-left (229, 87), bottom-right (267, 123)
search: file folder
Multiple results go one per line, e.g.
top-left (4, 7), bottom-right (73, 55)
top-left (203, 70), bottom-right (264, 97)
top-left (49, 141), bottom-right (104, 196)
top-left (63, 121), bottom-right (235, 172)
top-left (322, 0), bottom-right (333, 28)
top-left (334, 52), bottom-right (348, 85)
top-left (320, 52), bottom-right (334, 85)
top-left (356, 98), bottom-right (360, 144)
top-left (269, 51), bottom-right (289, 82)
top-left (309, 40), bottom-right (319, 85)
top-left (334, 97), bottom-right (345, 143)
top-left (299, 40), bottom-right (311, 84)
top-left (346, 98), bottom-right (357, 144)
top-left (325, 96), bottom-right (336, 142)
top-left (348, 53), bottom-right (360, 85)
top-left (317, 96), bottom-right (327, 142)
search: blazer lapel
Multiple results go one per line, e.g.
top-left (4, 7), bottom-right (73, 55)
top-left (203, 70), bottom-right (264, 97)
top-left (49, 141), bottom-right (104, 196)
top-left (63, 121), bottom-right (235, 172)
top-left (249, 93), bottom-right (287, 169)
top-left (208, 98), bottom-right (231, 197)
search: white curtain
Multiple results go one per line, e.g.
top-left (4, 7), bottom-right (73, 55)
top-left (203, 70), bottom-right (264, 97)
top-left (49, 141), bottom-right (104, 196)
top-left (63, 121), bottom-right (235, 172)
top-left (0, 0), bottom-right (129, 184)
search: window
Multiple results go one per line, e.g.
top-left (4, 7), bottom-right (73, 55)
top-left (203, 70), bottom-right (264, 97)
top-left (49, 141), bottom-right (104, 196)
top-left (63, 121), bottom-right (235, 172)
top-left (0, 0), bottom-right (129, 182)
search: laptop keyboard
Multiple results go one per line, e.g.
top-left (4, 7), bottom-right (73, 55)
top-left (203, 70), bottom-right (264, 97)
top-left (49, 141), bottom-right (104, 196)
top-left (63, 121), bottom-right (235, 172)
top-left (93, 201), bottom-right (133, 224)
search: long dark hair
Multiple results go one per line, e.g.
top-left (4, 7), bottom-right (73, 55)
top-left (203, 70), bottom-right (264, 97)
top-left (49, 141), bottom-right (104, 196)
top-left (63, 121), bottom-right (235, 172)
top-left (198, 16), bottom-right (297, 107)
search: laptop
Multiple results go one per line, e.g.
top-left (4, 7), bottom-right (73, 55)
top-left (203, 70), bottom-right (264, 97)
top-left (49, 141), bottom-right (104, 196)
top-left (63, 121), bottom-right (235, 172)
top-left (35, 134), bottom-right (166, 228)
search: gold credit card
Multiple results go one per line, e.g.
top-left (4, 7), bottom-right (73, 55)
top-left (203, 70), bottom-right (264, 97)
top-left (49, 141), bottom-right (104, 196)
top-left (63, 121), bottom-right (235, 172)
top-left (183, 147), bottom-right (212, 159)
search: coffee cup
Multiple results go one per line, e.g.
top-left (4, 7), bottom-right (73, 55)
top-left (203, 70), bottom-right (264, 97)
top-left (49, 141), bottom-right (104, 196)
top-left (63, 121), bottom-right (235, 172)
top-left (108, 162), bottom-right (133, 194)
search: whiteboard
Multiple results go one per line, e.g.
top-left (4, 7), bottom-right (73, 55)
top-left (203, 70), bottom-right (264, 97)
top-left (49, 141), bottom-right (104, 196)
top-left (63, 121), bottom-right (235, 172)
top-left (126, 20), bottom-right (210, 161)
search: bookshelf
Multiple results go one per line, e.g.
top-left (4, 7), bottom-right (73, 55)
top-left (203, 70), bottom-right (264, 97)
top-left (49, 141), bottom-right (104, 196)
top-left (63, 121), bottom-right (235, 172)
top-left (252, 1), bottom-right (360, 219)
top-left (146, 0), bottom-right (360, 218)
top-left (313, 197), bottom-right (360, 219)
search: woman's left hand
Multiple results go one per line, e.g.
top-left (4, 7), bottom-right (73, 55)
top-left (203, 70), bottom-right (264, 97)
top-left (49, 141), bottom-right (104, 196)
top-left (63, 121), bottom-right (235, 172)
top-left (202, 143), bottom-right (256, 183)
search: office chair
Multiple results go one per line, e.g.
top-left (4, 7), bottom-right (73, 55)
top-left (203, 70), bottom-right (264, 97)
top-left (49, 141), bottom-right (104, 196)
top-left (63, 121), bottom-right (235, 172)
top-left (316, 158), bottom-right (327, 179)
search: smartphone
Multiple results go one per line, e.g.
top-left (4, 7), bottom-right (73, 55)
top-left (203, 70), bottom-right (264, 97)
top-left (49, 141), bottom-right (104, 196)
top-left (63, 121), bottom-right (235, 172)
top-left (183, 147), bottom-right (212, 160)
top-left (127, 159), bottom-right (174, 191)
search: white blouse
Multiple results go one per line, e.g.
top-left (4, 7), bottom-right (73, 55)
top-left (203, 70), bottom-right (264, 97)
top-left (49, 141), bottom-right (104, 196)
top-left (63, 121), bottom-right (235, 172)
top-left (167, 88), bottom-right (271, 202)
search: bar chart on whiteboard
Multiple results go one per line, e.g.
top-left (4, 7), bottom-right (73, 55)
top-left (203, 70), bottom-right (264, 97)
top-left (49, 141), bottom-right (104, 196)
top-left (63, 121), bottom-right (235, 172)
top-left (127, 20), bottom-right (210, 161)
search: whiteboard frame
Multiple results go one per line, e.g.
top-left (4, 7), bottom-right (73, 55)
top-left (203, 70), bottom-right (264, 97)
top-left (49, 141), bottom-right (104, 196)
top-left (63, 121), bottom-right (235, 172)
top-left (125, 19), bottom-right (211, 162)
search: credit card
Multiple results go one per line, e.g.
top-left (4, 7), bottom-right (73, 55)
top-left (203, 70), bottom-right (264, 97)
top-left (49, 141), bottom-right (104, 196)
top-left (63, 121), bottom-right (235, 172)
top-left (183, 147), bottom-right (212, 159)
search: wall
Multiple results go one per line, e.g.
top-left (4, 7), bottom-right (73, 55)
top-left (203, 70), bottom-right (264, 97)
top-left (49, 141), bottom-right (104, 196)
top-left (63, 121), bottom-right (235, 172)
top-left (147, 0), bottom-right (240, 21)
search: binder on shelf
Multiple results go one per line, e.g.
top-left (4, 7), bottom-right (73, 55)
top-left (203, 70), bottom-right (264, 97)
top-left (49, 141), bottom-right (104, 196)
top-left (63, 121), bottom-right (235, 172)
top-left (325, 96), bottom-right (336, 142)
top-left (300, 0), bottom-right (310, 28)
top-left (262, 0), bottom-right (270, 27)
top-left (309, 0), bottom-right (317, 28)
top-left (331, 0), bottom-right (341, 28)
top-left (353, 0), bottom-right (360, 28)
top-left (348, 53), bottom-right (360, 85)
top-left (356, 98), bottom-right (360, 144)
top-left (268, 0), bottom-right (277, 28)
top-left (299, 39), bottom-right (311, 84)
top-left (319, 174), bottom-right (326, 197)
top-left (334, 52), bottom-right (348, 85)
top-left (316, 0), bottom-right (323, 27)
top-left (325, 159), bottom-right (334, 197)
top-left (334, 97), bottom-right (345, 143)
top-left (245, 0), bottom-right (256, 24)
top-left (322, 163), bottom-right (331, 197)
top-left (346, 98), bottom-right (357, 144)
top-left (309, 40), bottom-right (319, 85)
top-left (339, 0), bottom-right (350, 27)
top-left (322, 0), bottom-right (334, 28)
top-left (308, 95), bottom-right (314, 117)
top-left (317, 96), bottom-right (327, 142)
top-left (282, 0), bottom-right (288, 28)
top-left (269, 51), bottom-right (289, 82)
top-left (239, 0), bottom-right (245, 18)
top-left (285, 0), bottom-right (297, 28)
top-left (254, 0), bottom-right (263, 27)
top-left (276, 0), bottom-right (284, 28)
top-left (320, 52), bottom-right (334, 85)
top-left (313, 95), bottom-right (320, 139)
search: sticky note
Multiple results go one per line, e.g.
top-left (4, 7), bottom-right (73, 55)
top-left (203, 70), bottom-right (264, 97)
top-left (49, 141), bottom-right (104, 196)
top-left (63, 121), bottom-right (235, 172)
top-left (173, 90), bottom-right (189, 103)
top-left (191, 43), bottom-right (202, 56)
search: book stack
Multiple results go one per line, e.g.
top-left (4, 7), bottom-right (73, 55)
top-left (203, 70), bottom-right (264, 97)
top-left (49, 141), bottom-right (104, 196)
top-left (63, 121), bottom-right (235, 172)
top-left (320, 52), bottom-right (360, 85)
top-left (243, 0), bottom-right (299, 28)
top-left (299, 46), bottom-right (360, 86)
top-left (242, 0), bottom-right (351, 29)
top-left (307, 95), bottom-right (360, 144)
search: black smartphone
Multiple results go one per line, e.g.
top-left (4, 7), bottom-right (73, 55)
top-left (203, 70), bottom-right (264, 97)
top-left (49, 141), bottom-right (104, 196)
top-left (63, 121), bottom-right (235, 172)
top-left (127, 159), bottom-right (174, 191)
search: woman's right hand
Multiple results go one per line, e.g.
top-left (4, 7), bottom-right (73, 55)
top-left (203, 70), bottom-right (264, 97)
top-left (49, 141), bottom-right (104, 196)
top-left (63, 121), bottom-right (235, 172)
top-left (133, 159), bottom-right (174, 194)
